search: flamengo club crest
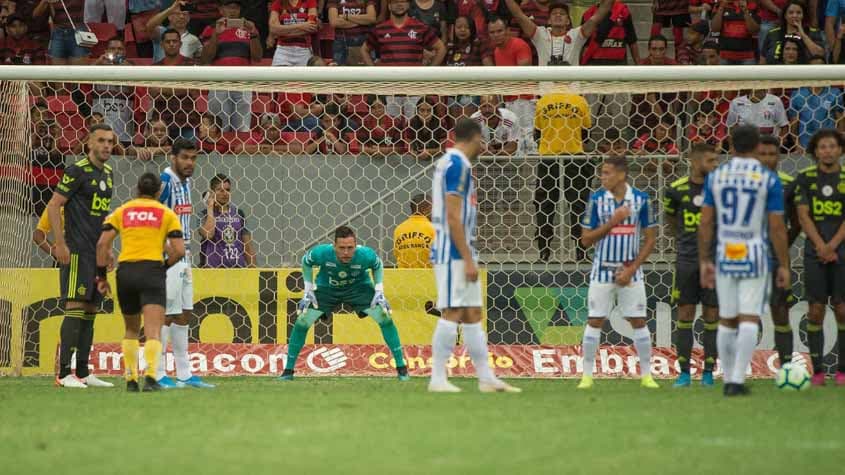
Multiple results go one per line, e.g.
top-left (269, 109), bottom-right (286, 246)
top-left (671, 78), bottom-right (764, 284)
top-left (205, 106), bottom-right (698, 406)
top-left (822, 185), bottom-right (834, 197)
top-left (408, 29), bottom-right (417, 40)
top-left (693, 194), bottom-right (704, 207)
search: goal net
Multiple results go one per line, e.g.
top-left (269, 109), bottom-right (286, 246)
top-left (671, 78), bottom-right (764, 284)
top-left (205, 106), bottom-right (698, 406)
top-left (2, 65), bottom-right (843, 378)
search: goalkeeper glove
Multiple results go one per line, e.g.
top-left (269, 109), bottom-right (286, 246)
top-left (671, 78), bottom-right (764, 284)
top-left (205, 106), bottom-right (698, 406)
top-left (298, 282), bottom-right (318, 313)
top-left (370, 283), bottom-right (391, 313)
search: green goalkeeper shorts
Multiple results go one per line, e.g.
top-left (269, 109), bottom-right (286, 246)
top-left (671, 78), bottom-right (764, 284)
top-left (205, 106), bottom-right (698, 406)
top-left (314, 285), bottom-right (375, 317)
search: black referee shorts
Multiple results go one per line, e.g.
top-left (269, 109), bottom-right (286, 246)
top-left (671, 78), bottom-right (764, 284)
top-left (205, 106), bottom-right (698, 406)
top-left (673, 262), bottom-right (718, 307)
top-left (60, 251), bottom-right (103, 306)
top-left (116, 261), bottom-right (167, 315)
top-left (803, 256), bottom-right (845, 304)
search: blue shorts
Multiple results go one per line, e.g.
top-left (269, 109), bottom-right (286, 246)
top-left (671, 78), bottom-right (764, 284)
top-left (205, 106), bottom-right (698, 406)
top-left (48, 27), bottom-right (91, 60)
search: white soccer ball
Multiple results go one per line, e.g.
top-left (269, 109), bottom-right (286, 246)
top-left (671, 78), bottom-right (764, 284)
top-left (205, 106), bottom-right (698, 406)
top-left (775, 363), bottom-right (811, 391)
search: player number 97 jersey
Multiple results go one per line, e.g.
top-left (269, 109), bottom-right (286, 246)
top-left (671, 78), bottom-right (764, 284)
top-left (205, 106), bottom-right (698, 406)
top-left (703, 157), bottom-right (784, 278)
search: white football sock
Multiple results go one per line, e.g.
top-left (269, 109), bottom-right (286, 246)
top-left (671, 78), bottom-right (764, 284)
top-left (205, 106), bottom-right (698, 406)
top-left (156, 324), bottom-right (170, 380)
top-left (632, 327), bottom-right (652, 378)
top-left (581, 325), bottom-right (601, 377)
top-left (170, 324), bottom-right (192, 381)
top-left (717, 324), bottom-right (738, 383)
top-left (732, 321), bottom-right (758, 385)
top-left (462, 322), bottom-right (496, 383)
top-left (431, 319), bottom-right (458, 385)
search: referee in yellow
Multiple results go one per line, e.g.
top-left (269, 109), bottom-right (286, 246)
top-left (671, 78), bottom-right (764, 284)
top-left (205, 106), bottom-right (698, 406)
top-left (95, 173), bottom-right (185, 392)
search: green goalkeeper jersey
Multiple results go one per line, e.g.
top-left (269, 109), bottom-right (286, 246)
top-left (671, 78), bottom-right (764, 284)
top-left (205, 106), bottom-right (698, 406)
top-left (303, 243), bottom-right (384, 289)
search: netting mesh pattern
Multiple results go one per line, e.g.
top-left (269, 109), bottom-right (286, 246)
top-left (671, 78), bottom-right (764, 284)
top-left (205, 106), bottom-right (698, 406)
top-left (3, 75), bottom-right (844, 375)
top-left (0, 80), bottom-right (32, 374)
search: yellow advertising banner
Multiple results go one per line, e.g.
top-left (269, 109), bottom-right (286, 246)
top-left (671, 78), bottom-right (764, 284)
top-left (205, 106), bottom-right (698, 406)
top-left (0, 268), bottom-right (486, 375)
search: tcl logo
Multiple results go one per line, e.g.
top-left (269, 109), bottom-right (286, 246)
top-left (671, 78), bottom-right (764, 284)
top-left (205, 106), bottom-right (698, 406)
top-left (123, 207), bottom-right (164, 228)
top-left (174, 204), bottom-right (193, 215)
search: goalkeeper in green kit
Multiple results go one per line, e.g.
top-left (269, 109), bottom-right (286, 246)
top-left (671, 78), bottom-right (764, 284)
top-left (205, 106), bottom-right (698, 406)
top-left (280, 226), bottom-right (409, 381)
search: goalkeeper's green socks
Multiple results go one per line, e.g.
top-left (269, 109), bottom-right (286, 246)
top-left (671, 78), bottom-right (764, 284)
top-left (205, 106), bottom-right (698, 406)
top-left (285, 323), bottom-right (309, 372)
top-left (378, 319), bottom-right (406, 368)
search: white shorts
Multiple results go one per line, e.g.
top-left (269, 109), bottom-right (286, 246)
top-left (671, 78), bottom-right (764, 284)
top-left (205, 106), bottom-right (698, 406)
top-left (716, 273), bottom-right (769, 319)
top-left (434, 260), bottom-right (482, 310)
top-left (272, 46), bottom-right (312, 66)
top-left (588, 281), bottom-right (647, 318)
top-left (166, 261), bottom-right (194, 316)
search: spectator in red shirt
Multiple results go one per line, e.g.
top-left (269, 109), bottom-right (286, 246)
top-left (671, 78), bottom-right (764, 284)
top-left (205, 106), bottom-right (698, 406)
top-left (488, 15), bottom-right (534, 151)
top-left (687, 104), bottom-right (727, 152)
top-left (640, 34), bottom-right (678, 64)
top-left (198, 113), bottom-right (243, 154)
top-left (633, 116), bottom-right (679, 155)
top-left (0, 16), bottom-right (47, 64)
top-left (651, 0), bottom-right (690, 58)
top-left (269, 0), bottom-right (319, 66)
top-left (488, 15), bottom-right (532, 65)
top-left (328, 0), bottom-right (377, 65)
top-left (677, 18), bottom-right (708, 64)
top-left (358, 95), bottom-right (406, 156)
top-left (712, 0), bottom-right (760, 64)
top-left (580, 0), bottom-right (639, 65)
top-left (201, 0), bottom-right (262, 132)
top-left (362, 0), bottom-right (446, 65)
top-left (363, 0), bottom-right (446, 120)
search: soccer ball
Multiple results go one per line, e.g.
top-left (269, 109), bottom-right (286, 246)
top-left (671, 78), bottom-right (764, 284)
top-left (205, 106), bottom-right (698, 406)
top-left (775, 363), bottom-right (811, 391)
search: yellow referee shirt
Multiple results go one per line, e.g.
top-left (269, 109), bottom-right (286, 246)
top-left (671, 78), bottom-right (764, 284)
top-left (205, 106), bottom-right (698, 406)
top-left (104, 198), bottom-right (183, 263)
top-left (393, 215), bottom-right (435, 268)
top-left (534, 93), bottom-right (592, 155)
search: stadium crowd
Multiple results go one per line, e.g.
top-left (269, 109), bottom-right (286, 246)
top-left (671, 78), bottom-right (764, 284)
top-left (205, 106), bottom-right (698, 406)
top-left (19, 0), bottom-right (845, 261)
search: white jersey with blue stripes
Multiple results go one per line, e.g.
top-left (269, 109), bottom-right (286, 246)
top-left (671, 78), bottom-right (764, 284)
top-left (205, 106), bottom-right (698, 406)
top-left (703, 156), bottom-right (784, 278)
top-left (160, 167), bottom-right (193, 261)
top-left (430, 148), bottom-right (477, 264)
top-left (582, 185), bottom-right (657, 283)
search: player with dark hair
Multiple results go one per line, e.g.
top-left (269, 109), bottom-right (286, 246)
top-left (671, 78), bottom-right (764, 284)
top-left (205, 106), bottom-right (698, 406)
top-left (97, 172), bottom-right (185, 392)
top-left (428, 117), bottom-right (519, 393)
top-left (156, 138), bottom-right (214, 388)
top-left (281, 226), bottom-right (409, 381)
top-left (46, 123), bottom-right (116, 388)
top-left (577, 155), bottom-right (660, 390)
top-left (664, 143), bottom-right (720, 388)
top-left (793, 129), bottom-right (845, 386)
top-left (756, 135), bottom-right (801, 367)
top-left (699, 125), bottom-right (790, 397)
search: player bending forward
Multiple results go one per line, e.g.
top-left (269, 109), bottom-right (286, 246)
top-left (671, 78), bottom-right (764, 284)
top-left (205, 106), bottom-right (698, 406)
top-left (577, 156), bottom-right (660, 390)
top-left (699, 126), bottom-right (791, 397)
top-left (428, 118), bottom-right (520, 393)
top-left (281, 226), bottom-right (409, 381)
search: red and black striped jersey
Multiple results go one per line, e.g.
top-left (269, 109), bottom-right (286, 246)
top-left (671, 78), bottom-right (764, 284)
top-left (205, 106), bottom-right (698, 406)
top-left (366, 17), bottom-right (439, 65)
top-left (51, 0), bottom-right (85, 29)
top-left (271, 0), bottom-right (318, 48)
top-left (201, 26), bottom-right (254, 66)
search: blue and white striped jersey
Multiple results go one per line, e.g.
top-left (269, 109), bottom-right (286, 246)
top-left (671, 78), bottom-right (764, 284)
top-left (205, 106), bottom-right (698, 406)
top-left (582, 185), bottom-right (657, 283)
top-left (430, 148), bottom-right (478, 264)
top-left (703, 157), bottom-right (783, 278)
top-left (160, 167), bottom-right (193, 260)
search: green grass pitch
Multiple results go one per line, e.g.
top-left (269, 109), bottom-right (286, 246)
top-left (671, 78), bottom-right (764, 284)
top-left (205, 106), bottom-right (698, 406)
top-left (1, 377), bottom-right (842, 475)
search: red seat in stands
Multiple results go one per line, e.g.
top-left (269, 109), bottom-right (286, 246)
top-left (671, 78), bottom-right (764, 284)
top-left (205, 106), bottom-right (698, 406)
top-left (47, 96), bottom-right (77, 113)
top-left (86, 23), bottom-right (119, 58)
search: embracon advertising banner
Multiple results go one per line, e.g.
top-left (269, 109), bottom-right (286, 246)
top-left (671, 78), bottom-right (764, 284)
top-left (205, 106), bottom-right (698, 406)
top-left (2, 268), bottom-right (840, 376)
